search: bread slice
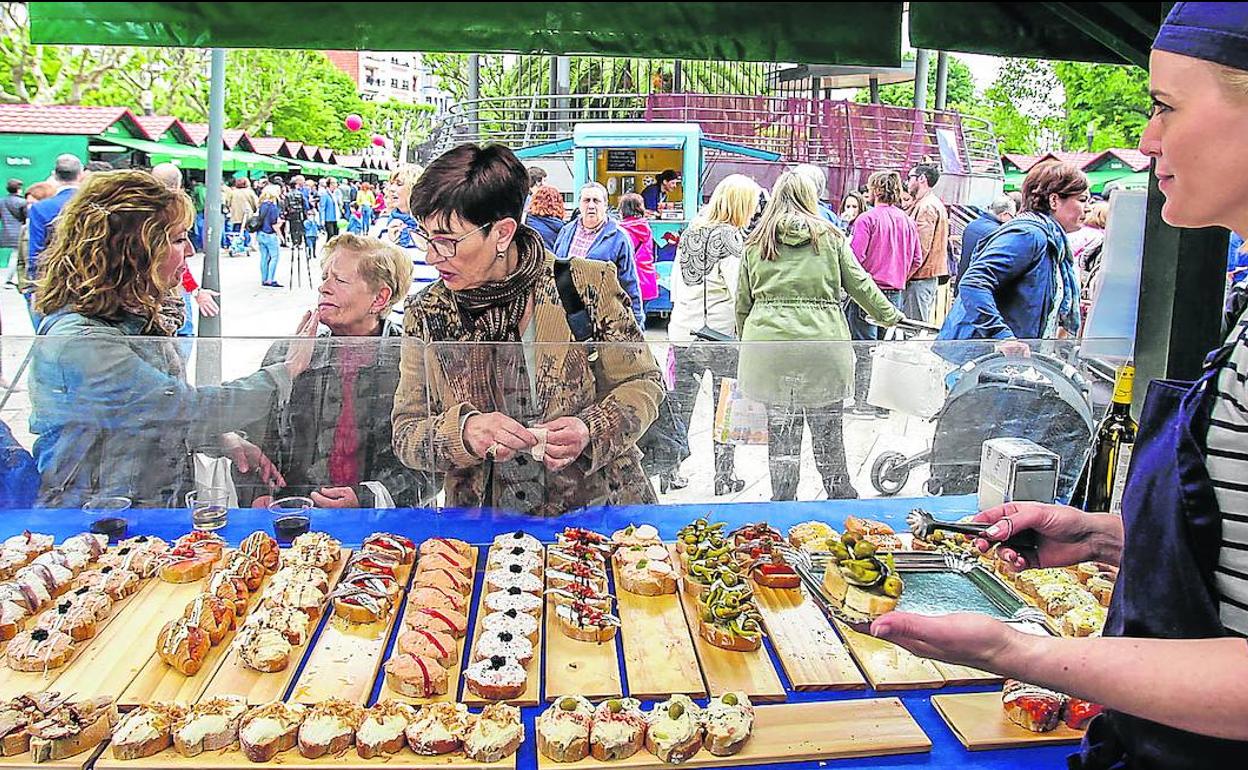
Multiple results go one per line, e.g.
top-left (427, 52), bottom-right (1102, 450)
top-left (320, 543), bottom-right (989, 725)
top-left (173, 697), bottom-right (247, 757)
top-left (702, 693), bottom-right (754, 756)
top-left (238, 703), bottom-right (305, 763)
top-left (536, 696), bottom-right (593, 763)
top-left (589, 699), bottom-right (646, 761)
top-left (297, 700), bottom-right (363, 759)
top-left (698, 620), bottom-right (762, 652)
top-left (1, 729), bottom-right (31, 757)
top-left (29, 704), bottom-right (115, 763)
top-left (110, 704), bottom-right (185, 761)
top-left (404, 703), bottom-right (467, 756)
top-left (645, 696), bottom-right (703, 764)
top-left (463, 704), bottom-right (523, 763)
top-left (355, 702), bottom-right (415, 760)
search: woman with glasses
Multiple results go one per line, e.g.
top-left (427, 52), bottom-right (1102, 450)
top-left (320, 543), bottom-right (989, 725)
top-left (390, 144), bottom-right (664, 516)
top-left (27, 170), bottom-right (317, 507)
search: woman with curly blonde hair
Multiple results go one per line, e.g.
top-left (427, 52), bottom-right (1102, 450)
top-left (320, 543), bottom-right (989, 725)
top-left (29, 170), bottom-right (317, 508)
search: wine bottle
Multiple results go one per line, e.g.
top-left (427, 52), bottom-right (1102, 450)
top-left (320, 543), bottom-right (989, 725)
top-left (1082, 362), bottom-right (1138, 513)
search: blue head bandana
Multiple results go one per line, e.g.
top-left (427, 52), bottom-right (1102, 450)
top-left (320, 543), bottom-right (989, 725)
top-left (1153, 2), bottom-right (1248, 72)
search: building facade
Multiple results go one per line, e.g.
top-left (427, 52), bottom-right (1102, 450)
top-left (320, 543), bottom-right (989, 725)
top-left (324, 51), bottom-right (451, 114)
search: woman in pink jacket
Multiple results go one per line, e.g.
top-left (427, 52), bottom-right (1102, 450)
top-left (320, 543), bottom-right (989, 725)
top-left (618, 193), bottom-right (659, 303)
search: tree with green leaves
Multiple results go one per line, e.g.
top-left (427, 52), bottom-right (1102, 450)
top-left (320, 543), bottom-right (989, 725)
top-left (1052, 61), bottom-right (1149, 152)
top-left (853, 52), bottom-right (976, 110)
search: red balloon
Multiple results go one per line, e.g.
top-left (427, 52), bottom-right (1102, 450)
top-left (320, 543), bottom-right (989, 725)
top-left (372, 134), bottom-right (386, 147)
top-left (344, 114), bottom-right (363, 132)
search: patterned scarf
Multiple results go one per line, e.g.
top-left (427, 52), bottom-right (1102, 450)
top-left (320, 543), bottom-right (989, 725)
top-left (443, 228), bottom-right (545, 343)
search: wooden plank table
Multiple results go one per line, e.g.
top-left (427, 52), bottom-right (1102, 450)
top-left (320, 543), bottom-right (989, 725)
top-left (752, 584), bottom-right (866, 691)
top-left (93, 739), bottom-right (516, 770)
top-left (374, 547), bottom-right (478, 707)
top-left (0, 578), bottom-right (159, 700)
top-left (198, 554), bottom-right (351, 706)
top-left (669, 547), bottom-right (785, 703)
top-left (462, 545), bottom-right (542, 708)
top-left (933, 691), bottom-right (1085, 750)
top-left (615, 585), bottom-right (705, 700)
top-left (289, 551), bottom-right (410, 705)
top-left (833, 620), bottom-right (946, 691)
top-left (543, 545), bottom-right (622, 702)
top-left (536, 698), bottom-right (930, 769)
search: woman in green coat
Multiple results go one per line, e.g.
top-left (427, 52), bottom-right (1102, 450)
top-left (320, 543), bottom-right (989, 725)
top-left (736, 171), bottom-right (904, 500)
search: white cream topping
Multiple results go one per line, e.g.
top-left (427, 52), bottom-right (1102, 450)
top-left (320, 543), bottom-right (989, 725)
top-left (176, 714), bottom-right (228, 746)
top-left (484, 590), bottom-right (542, 615)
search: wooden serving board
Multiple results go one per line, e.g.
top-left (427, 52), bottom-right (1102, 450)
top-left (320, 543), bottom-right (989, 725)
top-left (290, 551), bottom-right (414, 705)
top-left (0, 740), bottom-right (107, 770)
top-left (199, 553), bottom-right (352, 706)
top-left (933, 691), bottom-right (1085, 750)
top-left (536, 698), bottom-right (930, 769)
top-left (119, 558), bottom-right (281, 708)
top-left (462, 545), bottom-right (542, 708)
top-left (832, 620), bottom-right (946, 691)
top-left (615, 585), bottom-right (705, 700)
top-left (753, 584), bottom-right (866, 691)
top-left (933, 661), bottom-right (1003, 686)
top-left (94, 741), bottom-right (515, 770)
top-left (375, 547), bottom-right (477, 707)
top-left (0, 578), bottom-right (159, 700)
top-left (543, 546), bottom-right (623, 702)
top-left (669, 549), bottom-right (785, 703)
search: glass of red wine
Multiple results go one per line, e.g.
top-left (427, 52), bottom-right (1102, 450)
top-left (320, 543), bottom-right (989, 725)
top-left (268, 496), bottom-right (314, 544)
top-left (83, 496), bottom-right (133, 543)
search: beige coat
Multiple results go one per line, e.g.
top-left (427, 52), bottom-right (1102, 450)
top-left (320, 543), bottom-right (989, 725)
top-left (910, 191), bottom-right (950, 280)
top-left (391, 255), bottom-right (663, 515)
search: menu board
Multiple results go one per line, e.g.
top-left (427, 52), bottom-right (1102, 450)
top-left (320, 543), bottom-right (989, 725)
top-left (606, 149), bottom-right (637, 172)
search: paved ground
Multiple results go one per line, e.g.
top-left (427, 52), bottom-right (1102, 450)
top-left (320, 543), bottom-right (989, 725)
top-left (0, 244), bottom-right (937, 504)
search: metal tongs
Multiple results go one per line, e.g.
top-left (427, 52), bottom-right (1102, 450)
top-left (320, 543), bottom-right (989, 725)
top-left (906, 508), bottom-right (1038, 553)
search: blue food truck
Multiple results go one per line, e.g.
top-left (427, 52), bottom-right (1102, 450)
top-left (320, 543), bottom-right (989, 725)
top-left (515, 122), bottom-right (779, 318)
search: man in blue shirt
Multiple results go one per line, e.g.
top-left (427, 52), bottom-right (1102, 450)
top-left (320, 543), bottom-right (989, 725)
top-left (641, 169), bottom-right (680, 215)
top-left (955, 195), bottom-right (1017, 293)
top-left (25, 154), bottom-right (84, 330)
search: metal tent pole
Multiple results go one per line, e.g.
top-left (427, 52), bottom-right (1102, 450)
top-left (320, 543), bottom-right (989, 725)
top-left (934, 51), bottom-right (949, 110)
top-left (196, 47), bottom-right (226, 385)
top-left (913, 49), bottom-right (930, 110)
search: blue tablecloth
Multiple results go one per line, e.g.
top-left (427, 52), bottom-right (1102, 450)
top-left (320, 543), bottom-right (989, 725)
top-left (3, 496), bottom-right (1075, 769)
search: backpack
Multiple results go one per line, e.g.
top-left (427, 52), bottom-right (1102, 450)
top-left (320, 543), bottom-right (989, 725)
top-left (551, 259), bottom-right (690, 476)
top-left (245, 212), bottom-right (263, 233)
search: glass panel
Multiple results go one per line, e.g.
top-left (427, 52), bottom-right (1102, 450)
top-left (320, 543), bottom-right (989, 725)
top-left (0, 334), bottom-right (1128, 545)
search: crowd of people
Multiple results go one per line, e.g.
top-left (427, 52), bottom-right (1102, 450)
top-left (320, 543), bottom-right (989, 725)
top-left (0, 134), bottom-right (1133, 510)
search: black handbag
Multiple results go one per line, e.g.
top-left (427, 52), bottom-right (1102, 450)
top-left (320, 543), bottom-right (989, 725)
top-left (552, 260), bottom-right (690, 476)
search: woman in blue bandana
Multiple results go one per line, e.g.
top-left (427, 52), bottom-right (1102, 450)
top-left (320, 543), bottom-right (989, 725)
top-left (873, 4), bottom-right (1248, 768)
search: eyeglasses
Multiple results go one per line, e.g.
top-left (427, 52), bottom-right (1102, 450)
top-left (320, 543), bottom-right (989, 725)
top-left (410, 221), bottom-right (493, 262)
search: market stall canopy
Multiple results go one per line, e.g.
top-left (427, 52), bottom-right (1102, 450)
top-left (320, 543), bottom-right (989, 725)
top-left (28, 2), bottom-right (1165, 67)
top-left (93, 134), bottom-right (205, 166)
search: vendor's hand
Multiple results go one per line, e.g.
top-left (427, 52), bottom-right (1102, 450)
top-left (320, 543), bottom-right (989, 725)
top-left (310, 486), bottom-right (360, 508)
top-left (535, 417), bottom-right (591, 472)
top-left (464, 412), bottom-right (538, 464)
top-left (973, 502), bottom-right (1110, 572)
top-left (996, 339), bottom-right (1032, 358)
top-left (871, 611), bottom-right (1020, 672)
top-left (193, 288), bottom-right (220, 318)
top-left (284, 309), bottom-right (319, 378)
top-left (251, 494), bottom-right (273, 510)
top-left (221, 432), bottom-right (285, 488)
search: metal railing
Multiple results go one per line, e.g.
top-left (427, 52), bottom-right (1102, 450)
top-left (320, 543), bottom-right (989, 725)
top-left (418, 93), bottom-right (1003, 179)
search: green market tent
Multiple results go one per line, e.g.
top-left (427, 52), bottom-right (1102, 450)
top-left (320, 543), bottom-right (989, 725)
top-left (297, 159), bottom-right (360, 180)
top-left (98, 134), bottom-right (206, 166)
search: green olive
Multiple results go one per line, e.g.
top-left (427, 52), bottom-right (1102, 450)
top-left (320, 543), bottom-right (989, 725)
top-left (608, 699), bottom-right (623, 714)
top-left (830, 542), bottom-right (851, 562)
top-left (668, 702), bottom-right (685, 720)
top-left (683, 534), bottom-right (698, 545)
top-left (853, 541), bottom-right (877, 559)
top-left (560, 697), bottom-right (579, 711)
top-left (722, 693), bottom-right (739, 706)
top-left (929, 530), bottom-right (945, 544)
top-left (841, 532), bottom-right (858, 547)
top-left (882, 576), bottom-right (904, 599)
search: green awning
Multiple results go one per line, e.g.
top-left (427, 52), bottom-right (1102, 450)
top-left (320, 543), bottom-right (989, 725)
top-left (1083, 167), bottom-right (1136, 195)
top-left (220, 149), bottom-right (289, 173)
top-left (1003, 171), bottom-right (1025, 192)
top-left (297, 160), bottom-right (359, 180)
top-left (27, 2), bottom-right (903, 66)
top-left (98, 134), bottom-right (206, 165)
